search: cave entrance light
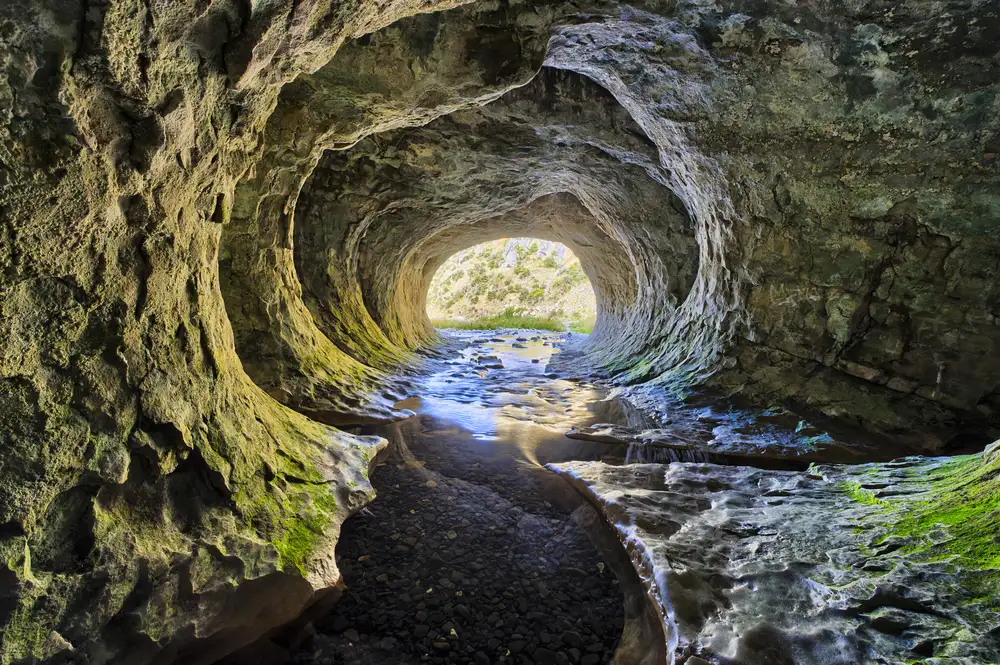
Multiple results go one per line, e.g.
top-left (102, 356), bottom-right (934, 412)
top-left (426, 238), bottom-right (597, 333)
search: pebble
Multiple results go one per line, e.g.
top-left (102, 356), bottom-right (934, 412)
top-left (534, 647), bottom-right (558, 664)
top-left (291, 334), bottom-right (623, 665)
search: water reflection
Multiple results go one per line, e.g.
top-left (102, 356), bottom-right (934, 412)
top-left (394, 329), bottom-right (911, 475)
top-left (396, 330), bottom-right (625, 466)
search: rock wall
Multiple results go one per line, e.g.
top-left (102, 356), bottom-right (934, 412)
top-left (291, 1), bottom-right (1000, 447)
top-left (551, 449), bottom-right (1000, 664)
top-left (694, 0), bottom-right (1000, 449)
top-left (1, 0), bottom-right (998, 662)
top-left (0, 0), bottom-right (477, 662)
top-left (293, 66), bottom-right (703, 375)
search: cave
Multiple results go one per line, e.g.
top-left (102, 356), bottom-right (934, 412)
top-left (1, 0), bottom-right (999, 664)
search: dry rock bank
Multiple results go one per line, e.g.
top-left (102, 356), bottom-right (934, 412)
top-left (0, 0), bottom-right (998, 662)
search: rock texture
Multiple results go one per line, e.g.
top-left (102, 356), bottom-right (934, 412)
top-left (1, 0), bottom-right (998, 662)
top-left (551, 451), bottom-right (1000, 664)
top-left (290, 0), bottom-right (1000, 447)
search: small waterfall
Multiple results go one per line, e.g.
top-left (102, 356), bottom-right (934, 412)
top-left (625, 442), bottom-right (712, 465)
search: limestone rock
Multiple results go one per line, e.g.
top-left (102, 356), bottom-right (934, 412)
top-left (550, 452), bottom-right (1000, 664)
top-left (1, 0), bottom-right (998, 661)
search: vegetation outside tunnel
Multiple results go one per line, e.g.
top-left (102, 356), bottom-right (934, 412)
top-left (427, 239), bottom-right (598, 333)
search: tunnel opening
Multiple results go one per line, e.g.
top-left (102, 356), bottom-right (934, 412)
top-left (425, 238), bottom-right (598, 334)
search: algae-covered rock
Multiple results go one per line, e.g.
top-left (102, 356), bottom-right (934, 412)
top-left (551, 447), bottom-right (1000, 664)
top-left (0, 0), bottom-right (425, 661)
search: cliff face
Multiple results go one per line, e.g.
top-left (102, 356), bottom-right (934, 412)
top-left (0, 0), bottom-right (997, 663)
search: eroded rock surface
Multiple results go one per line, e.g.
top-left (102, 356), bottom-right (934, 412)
top-left (551, 453), bottom-right (1000, 665)
top-left (2, 0), bottom-right (998, 662)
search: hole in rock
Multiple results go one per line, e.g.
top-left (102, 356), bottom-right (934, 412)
top-left (426, 238), bottom-right (598, 333)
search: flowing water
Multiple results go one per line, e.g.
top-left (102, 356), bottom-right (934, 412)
top-left (291, 331), bottom-right (663, 665)
top-left (290, 330), bottom-right (926, 665)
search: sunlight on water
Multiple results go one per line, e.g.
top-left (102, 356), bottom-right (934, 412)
top-left (397, 331), bottom-right (616, 463)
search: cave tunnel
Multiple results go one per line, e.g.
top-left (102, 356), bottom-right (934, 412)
top-left (2, 0), bottom-right (1000, 664)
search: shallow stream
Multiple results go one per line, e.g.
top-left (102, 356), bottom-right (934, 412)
top-left (290, 329), bottom-right (934, 665)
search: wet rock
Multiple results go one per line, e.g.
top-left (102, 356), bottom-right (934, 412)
top-left (551, 451), bottom-right (1000, 664)
top-left (477, 355), bottom-right (505, 369)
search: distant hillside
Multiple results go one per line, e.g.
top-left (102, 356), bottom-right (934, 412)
top-left (427, 239), bottom-right (597, 331)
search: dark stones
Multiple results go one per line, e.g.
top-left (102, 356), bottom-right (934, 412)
top-left (534, 647), bottom-right (558, 664)
top-left (295, 400), bottom-right (624, 665)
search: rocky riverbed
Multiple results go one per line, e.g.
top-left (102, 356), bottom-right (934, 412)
top-left (290, 331), bottom-right (632, 665)
top-left (282, 330), bottom-right (1000, 665)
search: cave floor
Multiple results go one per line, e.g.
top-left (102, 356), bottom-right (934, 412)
top-left (293, 331), bottom-right (633, 665)
top-left (287, 331), bottom-right (988, 665)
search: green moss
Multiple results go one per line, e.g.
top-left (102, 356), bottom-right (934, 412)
top-left (0, 544), bottom-right (68, 665)
top-left (91, 489), bottom-right (188, 566)
top-left (3, 604), bottom-right (49, 664)
top-left (879, 453), bottom-right (1000, 570)
top-left (624, 357), bottom-right (655, 382)
top-left (432, 310), bottom-right (567, 332)
top-left (232, 460), bottom-right (342, 576)
top-left (842, 481), bottom-right (889, 506)
top-left (270, 483), bottom-right (338, 575)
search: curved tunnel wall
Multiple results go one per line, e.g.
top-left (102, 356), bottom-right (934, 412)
top-left (3, 0), bottom-right (999, 661)
top-left (292, 67), bottom-right (708, 384)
